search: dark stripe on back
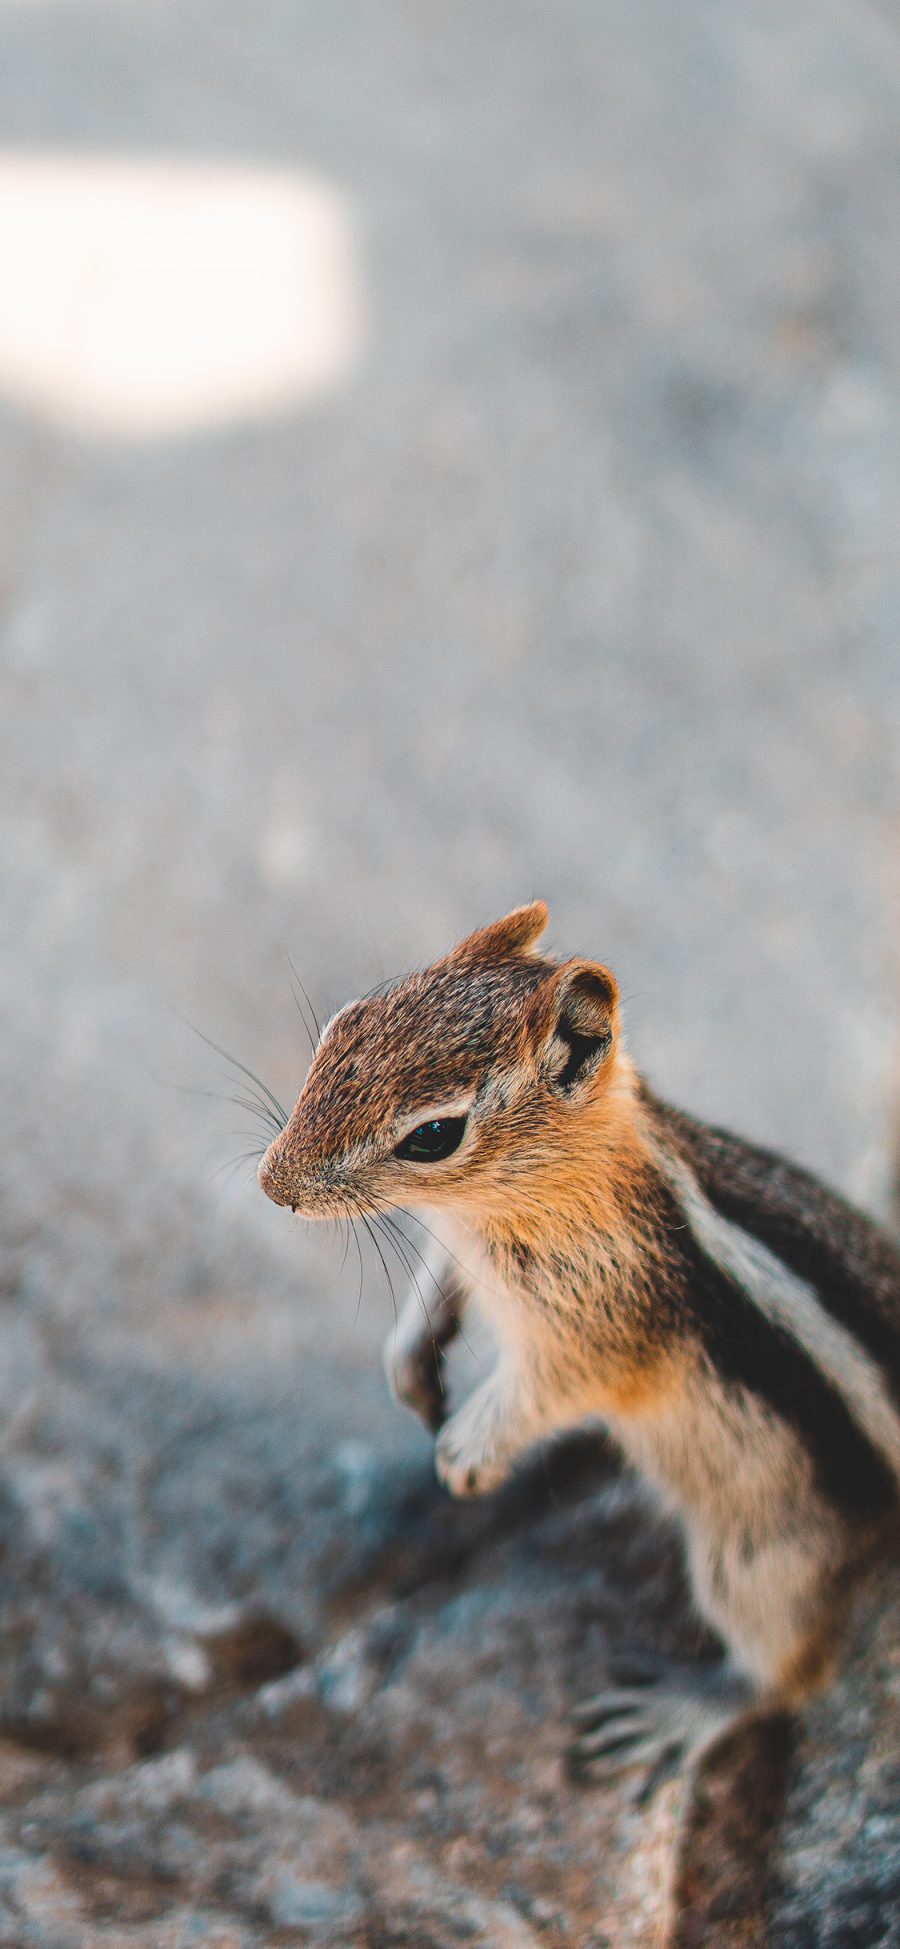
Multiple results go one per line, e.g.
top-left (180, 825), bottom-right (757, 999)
top-left (704, 1184), bottom-right (900, 1409)
top-left (653, 1179), bottom-right (897, 1520)
top-left (644, 1088), bottom-right (900, 1407)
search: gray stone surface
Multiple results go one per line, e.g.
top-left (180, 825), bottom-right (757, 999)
top-left (1, 0), bottom-right (899, 1942)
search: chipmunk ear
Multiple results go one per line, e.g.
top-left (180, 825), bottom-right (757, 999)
top-left (540, 959), bottom-right (619, 1095)
top-left (453, 901), bottom-right (549, 963)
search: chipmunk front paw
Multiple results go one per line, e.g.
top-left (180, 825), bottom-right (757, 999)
top-left (434, 1381), bottom-right (514, 1497)
top-left (384, 1330), bottom-right (448, 1435)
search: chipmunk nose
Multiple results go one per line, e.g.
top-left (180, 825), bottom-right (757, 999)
top-left (257, 1143), bottom-right (292, 1206)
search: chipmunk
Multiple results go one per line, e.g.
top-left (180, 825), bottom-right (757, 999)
top-left (257, 903), bottom-right (900, 1785)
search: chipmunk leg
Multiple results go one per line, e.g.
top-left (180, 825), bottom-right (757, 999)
top-left (434, 1355), bottom-right (578, 1497)
top-left (567, 1528), bottom-right (838, 1792)
top-left (383, 1245), bottom-right (468, 1434)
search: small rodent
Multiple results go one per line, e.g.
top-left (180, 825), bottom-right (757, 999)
top-left (258, 903), bottom-right (900, 1785)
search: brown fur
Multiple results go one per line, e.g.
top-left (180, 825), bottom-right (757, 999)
top-left (775, 1636), bottom-right (837, 1704)
top-left (259, 904), bottom-right (900, 1777)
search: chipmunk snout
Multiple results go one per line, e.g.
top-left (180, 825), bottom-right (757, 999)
top-left (257, 1143), bottom-right (292, 1206)
top-left (258, 1138), bottom-right (326, 1216)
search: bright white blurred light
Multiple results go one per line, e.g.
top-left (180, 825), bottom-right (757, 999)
top-left (0, 154), bottom-right (362, 437)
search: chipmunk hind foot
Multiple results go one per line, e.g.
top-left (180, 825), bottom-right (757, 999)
top-left (567, 1656), bottom-right (760, 1800)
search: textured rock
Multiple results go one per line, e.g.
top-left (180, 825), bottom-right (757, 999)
top-left (0, 0), bottom-right (899, 1942)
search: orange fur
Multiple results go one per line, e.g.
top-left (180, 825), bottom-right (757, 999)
top-left (259, 903), bottom-right (900, 1785)
top-left (774, 1637), bottom-right (836, 1704)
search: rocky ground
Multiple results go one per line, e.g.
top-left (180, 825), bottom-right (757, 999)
top-left (2, 0), bottom-right (900, 1941)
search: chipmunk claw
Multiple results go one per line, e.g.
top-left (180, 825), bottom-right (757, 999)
top-left (568, 1660), bottom-right (752, 1794)
top-left (567, 1685), bottom-right (682, 1791)
top-left (434, 1430), bottom-right (509, 1498)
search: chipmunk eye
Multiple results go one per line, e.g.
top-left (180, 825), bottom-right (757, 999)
top-left (394, 1116), bottom-right (467, 1163)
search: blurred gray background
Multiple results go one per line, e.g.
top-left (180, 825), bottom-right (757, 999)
top-left (1, 3), bottom-right (900, 1945)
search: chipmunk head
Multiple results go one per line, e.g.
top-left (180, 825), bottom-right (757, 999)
top-left (258, 902), bottom-right (623, 1221)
